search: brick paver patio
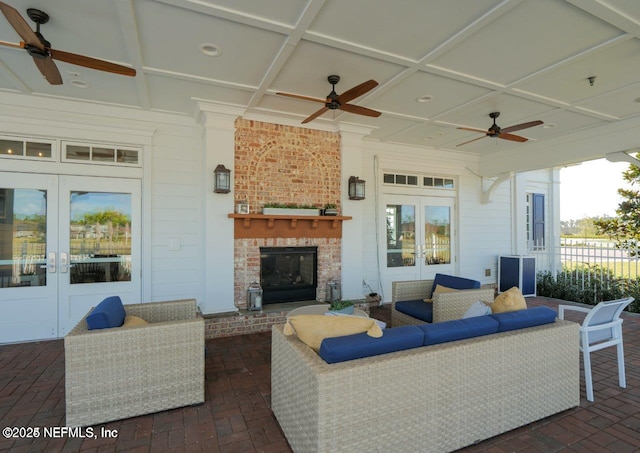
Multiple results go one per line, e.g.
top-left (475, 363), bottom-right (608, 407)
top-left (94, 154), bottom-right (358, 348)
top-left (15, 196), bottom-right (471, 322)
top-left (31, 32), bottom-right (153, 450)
top-left (1, 297), bottom-right (640, 452)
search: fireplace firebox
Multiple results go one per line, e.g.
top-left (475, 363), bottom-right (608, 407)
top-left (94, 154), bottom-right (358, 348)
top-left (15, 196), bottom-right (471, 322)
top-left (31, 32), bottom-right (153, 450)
top-left (260, 246), bottom-right (317, 303)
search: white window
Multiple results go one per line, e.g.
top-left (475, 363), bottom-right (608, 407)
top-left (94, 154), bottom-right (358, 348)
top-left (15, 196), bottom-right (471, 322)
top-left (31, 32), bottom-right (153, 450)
top-left (63, 142), bottom-right (141, 166)
top-left (383, 172), bottom-right (455, 190)
top-left (0, 136), bottom-right (54, 161)
top-left (526, 193), bottom-right (545, 250)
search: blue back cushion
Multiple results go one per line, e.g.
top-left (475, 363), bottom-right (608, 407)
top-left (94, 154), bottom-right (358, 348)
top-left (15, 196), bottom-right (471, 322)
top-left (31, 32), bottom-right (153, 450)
top-left (395, 300), bottom-right (433, 323)
top-left (319, 325), bottom-right (425, 364)
top-left (490, 306), bottom-right (557, 332)
top-left (418, 316), bottom-right (498, 346)
top-left (432, 273), bottom-right (481, 293)
top-left (86, 296), bottom-right (126, 330)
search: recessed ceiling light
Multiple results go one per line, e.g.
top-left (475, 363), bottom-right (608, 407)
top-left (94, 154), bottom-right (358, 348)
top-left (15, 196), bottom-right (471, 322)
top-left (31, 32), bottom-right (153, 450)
top-left (416, 95), bottom-right (433, 103)
top-left (199, 43), bottom-right (222, 57)
top-left (71, 80), bottom-right (88, 88)
top-left (542, 124), bottom-right (556, 129)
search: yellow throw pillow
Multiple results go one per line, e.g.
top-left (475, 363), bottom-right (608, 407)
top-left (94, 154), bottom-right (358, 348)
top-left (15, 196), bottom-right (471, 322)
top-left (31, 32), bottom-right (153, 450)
top-left (122, 315), bottom-right (148, 327)
top-left (424, 284), bottom-right (458, 302)
top-left (283, 315), bottom-right (383, 352)
top-left (491, 287), bottom-right (527, 313)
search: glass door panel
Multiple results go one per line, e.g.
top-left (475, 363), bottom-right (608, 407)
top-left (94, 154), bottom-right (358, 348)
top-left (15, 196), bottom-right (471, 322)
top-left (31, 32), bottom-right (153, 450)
top-left (385, 204), bottom-right (416, 268)
top-left (69, 191), bottom-right (132, 284)
top-left (0, 173), bottom-right (58, 343)
top-left (0, 188), bottom-right (48, 288)
top-left (424, 205), bottom-right (451, 266)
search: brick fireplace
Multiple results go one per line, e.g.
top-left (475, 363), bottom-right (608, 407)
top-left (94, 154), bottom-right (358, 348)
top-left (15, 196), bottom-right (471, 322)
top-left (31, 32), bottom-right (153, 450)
top-left (232, 119), bottom-right (343, 309)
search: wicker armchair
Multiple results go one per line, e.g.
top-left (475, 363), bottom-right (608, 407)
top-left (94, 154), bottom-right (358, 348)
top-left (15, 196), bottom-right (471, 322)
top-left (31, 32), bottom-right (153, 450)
top-left (65, 298), bottom-right (204, 427)
top-left (392, 279), bottom-right (495, 326)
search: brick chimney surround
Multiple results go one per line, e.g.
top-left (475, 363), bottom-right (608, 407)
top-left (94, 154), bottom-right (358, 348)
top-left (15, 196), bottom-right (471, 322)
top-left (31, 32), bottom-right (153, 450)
top-left (231, 119), bottom-right (349, 308)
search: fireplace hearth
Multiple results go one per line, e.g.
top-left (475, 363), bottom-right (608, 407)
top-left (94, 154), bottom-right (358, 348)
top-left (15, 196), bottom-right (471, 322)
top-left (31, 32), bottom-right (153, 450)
top-left (260, 246), bottom-right (317, 303)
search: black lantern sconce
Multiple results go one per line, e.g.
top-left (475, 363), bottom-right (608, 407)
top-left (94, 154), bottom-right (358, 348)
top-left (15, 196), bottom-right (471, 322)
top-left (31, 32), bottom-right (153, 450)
top-left (214, 164), bottom-right (231, 194)
top-left (348, 176), bottom-right (366, 200)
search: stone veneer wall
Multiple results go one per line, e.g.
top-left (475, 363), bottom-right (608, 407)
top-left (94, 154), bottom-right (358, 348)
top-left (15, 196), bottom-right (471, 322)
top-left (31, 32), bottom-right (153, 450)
top-left (232, 119), bottom-right (343, 308)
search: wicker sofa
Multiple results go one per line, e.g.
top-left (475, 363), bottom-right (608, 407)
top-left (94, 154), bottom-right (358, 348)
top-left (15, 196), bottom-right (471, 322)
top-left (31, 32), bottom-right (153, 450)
top-left (392, 277), bottom-right (495, 326)
top-left (272, 315), bottom-right (579, 453)
top-left (65, 298), bottom-right (204, 427)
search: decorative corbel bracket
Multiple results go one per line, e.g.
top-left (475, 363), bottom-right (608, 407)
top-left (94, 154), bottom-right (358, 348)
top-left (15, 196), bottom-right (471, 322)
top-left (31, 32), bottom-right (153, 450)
top-left (482, 172), bottom-right (512, 204)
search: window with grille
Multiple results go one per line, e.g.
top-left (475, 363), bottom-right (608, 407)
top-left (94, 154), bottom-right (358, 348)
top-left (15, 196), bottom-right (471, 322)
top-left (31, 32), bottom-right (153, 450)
top-left (63, 142), bottom-right (140, 166)
top-left (0, 137), bottom-right (53, 161)
top-left (383, 172), bottom-right (455, 190)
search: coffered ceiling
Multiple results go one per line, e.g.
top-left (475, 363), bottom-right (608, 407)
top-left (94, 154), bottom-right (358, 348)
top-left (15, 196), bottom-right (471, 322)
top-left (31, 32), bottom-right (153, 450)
top-left (2, 0), bottom-right (640, 175)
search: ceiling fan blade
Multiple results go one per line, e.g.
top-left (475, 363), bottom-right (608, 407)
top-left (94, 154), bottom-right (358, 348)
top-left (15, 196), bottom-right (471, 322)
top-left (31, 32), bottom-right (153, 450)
top-left (340, 103), bottom-right (381, 118)
top-left (32, 55), bottom-right (62, 85)
top-left (276, 91), bottom-right (328, 104)
top-left (302, 106), bottom-right (329, 124)
top-left (0, 1), bottom-right (43, 50)
top-left (49, 48), bottom-right (136, 77)
top-left (336, 79), bottom-right (378, 104)
top-left (457, 126), bottom-right (490, 134)
top-left (501, 120), bottom-right (543, 134)
top-left (0, 39), bottom-right (21, 49)
top-left (498, 132), bottom-right (528, 143)
top-left (457, 135), bottom-right (487, 147)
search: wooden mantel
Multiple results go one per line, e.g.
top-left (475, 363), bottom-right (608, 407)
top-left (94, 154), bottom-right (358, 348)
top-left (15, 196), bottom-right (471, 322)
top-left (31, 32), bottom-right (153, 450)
top-left (228, 214), bottom-right (352, 239)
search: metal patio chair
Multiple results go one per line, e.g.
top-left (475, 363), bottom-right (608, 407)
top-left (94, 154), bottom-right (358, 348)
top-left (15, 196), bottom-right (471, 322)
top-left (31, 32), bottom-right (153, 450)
top-left (558, 297), bottom-right (634, 402)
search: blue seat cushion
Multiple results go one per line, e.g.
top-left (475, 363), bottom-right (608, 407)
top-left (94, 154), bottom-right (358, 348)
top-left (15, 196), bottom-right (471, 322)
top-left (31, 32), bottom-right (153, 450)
top-left (86, 296), bottom-right (126, 330)
top-left (395, 300), bottom-right (433, 323)
top-left (319, 325), bottom-right (425, 364)
top-left (418, 316), bottom-right (499, 346)
top-left (432, 273), bottom-right (481, 293)
top-left (490, 306), bottom-right (557, 332)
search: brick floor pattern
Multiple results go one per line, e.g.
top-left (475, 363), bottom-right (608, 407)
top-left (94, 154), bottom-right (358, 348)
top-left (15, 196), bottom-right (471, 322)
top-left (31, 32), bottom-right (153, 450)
top-left (2, 297), bottom-right (640, 452)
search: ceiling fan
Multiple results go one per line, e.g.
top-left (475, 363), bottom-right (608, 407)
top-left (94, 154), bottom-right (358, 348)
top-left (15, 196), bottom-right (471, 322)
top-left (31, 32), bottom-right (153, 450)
top-left (0, 1), bottom-right (136, 85)
top-left (457, 112), bottom-right (543, 146)
top-left (277, 75), bottom-right (381, 124)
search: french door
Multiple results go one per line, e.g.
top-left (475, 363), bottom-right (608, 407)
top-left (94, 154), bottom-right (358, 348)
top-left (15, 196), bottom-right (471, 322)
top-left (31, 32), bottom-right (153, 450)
top-left (380, 195), bottom-right (456, 301)
top-left (0, 172), bottom-right (141, 343)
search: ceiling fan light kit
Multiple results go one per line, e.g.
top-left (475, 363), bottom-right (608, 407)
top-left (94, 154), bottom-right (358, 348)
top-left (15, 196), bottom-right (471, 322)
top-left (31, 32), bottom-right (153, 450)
top-left (277, 74), bottom-right (381, 124)
top-left (0, 1), bottom-right (136, 85)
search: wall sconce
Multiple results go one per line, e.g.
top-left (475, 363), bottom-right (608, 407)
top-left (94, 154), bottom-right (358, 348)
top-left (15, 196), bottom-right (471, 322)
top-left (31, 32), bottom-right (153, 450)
top-left (348, 176), bottom-right (366, 200)
top-left (214, 164), bottom-right (231, 193)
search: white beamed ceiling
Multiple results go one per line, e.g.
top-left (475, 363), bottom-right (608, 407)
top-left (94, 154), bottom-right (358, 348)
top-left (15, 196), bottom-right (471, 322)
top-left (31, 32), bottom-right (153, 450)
top-left (2, 0), bottom-right (640, 175)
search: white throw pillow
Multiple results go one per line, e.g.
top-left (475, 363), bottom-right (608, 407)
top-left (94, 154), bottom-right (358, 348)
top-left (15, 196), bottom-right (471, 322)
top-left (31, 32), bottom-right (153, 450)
top-left (462, 300), bottom-right (492, 319)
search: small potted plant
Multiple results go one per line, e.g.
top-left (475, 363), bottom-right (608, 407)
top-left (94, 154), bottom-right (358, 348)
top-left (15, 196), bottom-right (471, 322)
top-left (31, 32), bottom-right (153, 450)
top-left (262, 203), bottom-right (320, 216)
top-left (323, 203), bottom-right (338, 216)
top-left (328, 300), bottom-right (354, 315)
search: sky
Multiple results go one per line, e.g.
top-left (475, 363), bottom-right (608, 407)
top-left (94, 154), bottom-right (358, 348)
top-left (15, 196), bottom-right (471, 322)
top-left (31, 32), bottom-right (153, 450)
top-left (560, 158), bottom-right (634, 221)
top-left (13, 190), bottom-right (131, 219)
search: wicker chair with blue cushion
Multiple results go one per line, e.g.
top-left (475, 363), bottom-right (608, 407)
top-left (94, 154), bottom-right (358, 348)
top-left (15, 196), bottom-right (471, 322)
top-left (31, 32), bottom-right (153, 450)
top-left (65, 297), bottom-right (204, 427)
top-left (392, 274), bottom-right (495, 326)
